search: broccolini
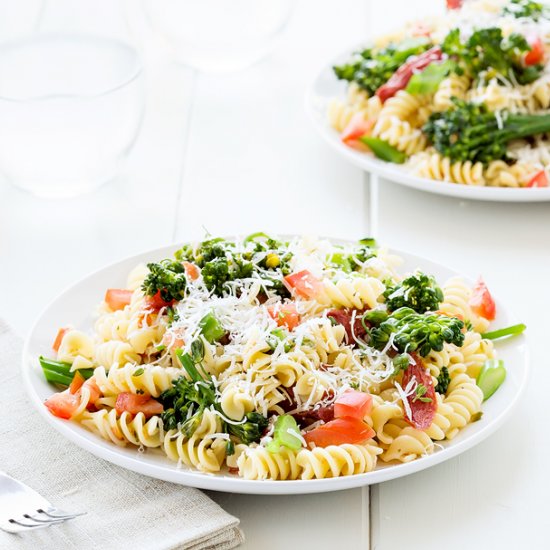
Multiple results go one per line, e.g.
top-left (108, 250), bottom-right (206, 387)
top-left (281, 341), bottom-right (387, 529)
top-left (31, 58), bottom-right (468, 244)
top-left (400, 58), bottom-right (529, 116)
top-left (384, 271), bottom-right (444, 313)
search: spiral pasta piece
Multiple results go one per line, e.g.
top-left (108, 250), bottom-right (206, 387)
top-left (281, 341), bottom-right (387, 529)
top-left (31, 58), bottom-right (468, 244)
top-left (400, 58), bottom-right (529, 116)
top-left (379, 422), bottom-right (435, 463)
top-left (57, 330), bottom-right (94, 364)
top-left (372, 116), bottom-right (427, 155)
top-left (80, 409), bottom-right (164, 448)
top-left (485, 160), bottom-right (538, 188)
top-left (439, 276), bottom-right (491, 333)
top-left (94, 341), bottom-right (141, 369)
top-left (93, 364), bottom-right (183, 397)
top-left (409, 151), bottom-right (485, 186)
top-left (322, 276), bottom-right (385, 310)
top-left (433, 74), bottom-right (471, 112)
top-left (219, 386), bottom-right (255, 420)
top-left (442, 373), bottom-right (484, 439)
top-left (297, 442), bottom-right (381, 479)
top-left (237, 445), bottom-right (302, 480)
top-left (163, 409), bottom-right (227, 472)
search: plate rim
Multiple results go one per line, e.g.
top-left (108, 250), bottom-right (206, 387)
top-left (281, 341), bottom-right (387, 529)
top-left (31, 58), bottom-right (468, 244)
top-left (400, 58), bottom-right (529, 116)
top-left (22, 239), bottom-right (530, 495)
top-left (305, 46), bottom-right (550, 203)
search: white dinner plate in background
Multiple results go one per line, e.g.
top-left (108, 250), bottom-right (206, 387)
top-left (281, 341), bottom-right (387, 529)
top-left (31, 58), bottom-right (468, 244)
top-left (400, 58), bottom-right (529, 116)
top-left (22, 240), bottom-right (529, 495)
top-left (306, 48), bottom-right (550, 203)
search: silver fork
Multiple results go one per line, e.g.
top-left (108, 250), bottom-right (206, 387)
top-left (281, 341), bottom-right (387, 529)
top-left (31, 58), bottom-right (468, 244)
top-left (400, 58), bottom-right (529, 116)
top-left (0, 470), bottom-right (85, 533)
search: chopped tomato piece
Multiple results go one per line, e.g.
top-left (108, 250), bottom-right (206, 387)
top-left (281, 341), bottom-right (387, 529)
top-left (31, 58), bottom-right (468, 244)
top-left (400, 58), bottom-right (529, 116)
top-left (146, 291), bottom-right (176, 310)
top-left (470, 277), bottom-right (496, 321)
top-left (304, 417), bottom-right (374, 448)
top-left (105, 289), bottom-right (133, 311)
top-left (526, 170), bottom-right (549, 188)
top-left (446, 0), bottom-right (463, 9)
top-left (267, 302), bottom-right (301, 331)
top-left (183, 261), bottom-right (200, 281)
top-left (283, 270), bottom-right (323, 299)
top-left (52, 327), bottom-right (70, 353)
top-left (44, 391), bottom-right (81, 420)
top-left (334, 390), bottom-right (373, 420)
top-left (69, 371), bottom-right (85, 395)
top-left (525, 36), bottom-right (544, 66)
top-left (115, 392), bottom-right (164, 417)
top-left (402, 354), bottom-right (436, 429)
top-left (341, 114), bottom-right (374, 151)
top-left (376, 47), bottom-right (443, 102)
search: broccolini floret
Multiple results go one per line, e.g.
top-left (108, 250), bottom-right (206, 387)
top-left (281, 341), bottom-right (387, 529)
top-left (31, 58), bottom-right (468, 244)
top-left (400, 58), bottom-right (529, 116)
top-left (435, 366), bottom-right (451, 394)
top-left (142, 259), bottom-right (187, 303)
top-left (423, 99), bottom-right (550, 164)
top-left (384, 272), bottom-right (444, 313)
top-left (503, 0), bottom-right (548, 20)
top-left (159, 347), bottom-right (268, 444)
top-left (442, 27), bottom-right (542, 85)
top-left (176, 234), bottom-right (292, 297)
top-left (333, 38), bottom-right (431, 96)
top-left (365, 307), bottom-right (465, 357)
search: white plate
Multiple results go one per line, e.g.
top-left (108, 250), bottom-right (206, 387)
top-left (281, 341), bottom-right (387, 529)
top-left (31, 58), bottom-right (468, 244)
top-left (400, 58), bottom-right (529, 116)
top-left (306, 48), bottom-right (550, 202)
top-left (22, 242), bottom-right (529, 495)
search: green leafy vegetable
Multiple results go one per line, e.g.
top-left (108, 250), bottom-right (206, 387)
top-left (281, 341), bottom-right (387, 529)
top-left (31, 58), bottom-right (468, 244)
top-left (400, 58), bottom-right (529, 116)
top-left (333, 37), bottom-right (431, 96)
top-left (392, 353), bottom-right (411, 374)
top-left (477, 359), bottom-right (507, 401)
top-left (383, 271), bottom-right (444, 313)
top-left (266, 415), bottom-right (303, 453)
top-left (423, 99), bottom-right (550, 163)
top-left (142, 259), bottom-right (187, 303)
top-left (359, 137), bottom-right (407, 163)
top-left (503, 0), bottom-right (548, 20)
top-left (442, 27), bottom-right (542, 85)
top-left (229, 412), bottom-right (269, 445)
top-left (366, 307), bottom-right (465, 356)
top-left (40, 356), bottom-right (93, 387)
top-left (435, 366), bottom-right (451, 394)
top-left (176, 235), bottom-right (293, 297)
top-left (160, 349), bottom-right (267, 444)
top-left (481, 323), bottom-right (526, 340)
top-left (406, 60), bottom-right (456, 95)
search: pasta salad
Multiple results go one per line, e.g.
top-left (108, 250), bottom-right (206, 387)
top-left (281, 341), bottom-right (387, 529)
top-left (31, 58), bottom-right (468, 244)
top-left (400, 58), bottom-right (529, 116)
top-left (40, 234), bottom-right (522, 481)
top-left (329, 0), bottom-right (550, 188)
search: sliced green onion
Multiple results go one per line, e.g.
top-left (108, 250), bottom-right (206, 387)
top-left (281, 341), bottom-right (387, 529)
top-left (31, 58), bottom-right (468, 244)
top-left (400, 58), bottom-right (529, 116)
top-left (243, 231), bottom-right (270, 244)
top-left (481, 323), bottom-right (526, 340)
top-left (39, 356), bottom-right (93, 387)
top-left (198, 312), bottom-right (226, 344)
top-left (359, 237), bottom-right (376, 247)
top-left (359, 137), bottom-right (407, 164)
top-left (327, 252), bottom-right (352, 273)
top-left (477, 359), bottom-right (506, 401)
top-left (266, 415), bottom-right (303, 453)
top-left (176, 349), bottom-right (202, 383)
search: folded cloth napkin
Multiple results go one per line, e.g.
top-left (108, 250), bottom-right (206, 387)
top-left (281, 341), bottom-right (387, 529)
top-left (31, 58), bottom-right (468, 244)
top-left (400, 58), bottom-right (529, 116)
top-left (0, 320), bottom-right (244, 550)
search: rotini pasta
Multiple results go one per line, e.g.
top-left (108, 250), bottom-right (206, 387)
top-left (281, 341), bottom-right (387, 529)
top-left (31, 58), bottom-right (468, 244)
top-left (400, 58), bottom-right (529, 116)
top-left (328, 0), bottom-right (550, 189)
top-left (41, 234), bottom-right (509, 481)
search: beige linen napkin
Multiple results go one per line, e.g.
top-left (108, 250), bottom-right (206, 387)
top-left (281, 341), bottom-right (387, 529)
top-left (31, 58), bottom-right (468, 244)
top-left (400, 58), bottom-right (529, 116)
top-left (0, 320), bottom-right (244, 550)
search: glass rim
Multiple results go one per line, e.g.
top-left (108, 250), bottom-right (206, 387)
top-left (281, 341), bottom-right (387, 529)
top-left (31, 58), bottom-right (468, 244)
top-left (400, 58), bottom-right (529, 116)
top-left (0, 32), bottom-right (143, 103)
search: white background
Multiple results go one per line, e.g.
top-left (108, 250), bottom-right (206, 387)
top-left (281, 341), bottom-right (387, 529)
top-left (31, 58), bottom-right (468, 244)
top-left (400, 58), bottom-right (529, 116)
top-left (1, 1), bottom-right (548, 548)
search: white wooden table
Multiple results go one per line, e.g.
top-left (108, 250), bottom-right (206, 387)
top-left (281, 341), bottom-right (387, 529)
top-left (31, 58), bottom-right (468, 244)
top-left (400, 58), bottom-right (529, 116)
top-left (1, 1), bottom-right (547, 548)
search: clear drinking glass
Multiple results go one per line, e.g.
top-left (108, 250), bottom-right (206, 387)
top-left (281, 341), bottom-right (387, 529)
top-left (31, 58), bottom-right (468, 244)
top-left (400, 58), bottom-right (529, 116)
top-left (142, 0), bottom-right (294, 73)
top-left (0, 33), bottom-right (144, 198)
